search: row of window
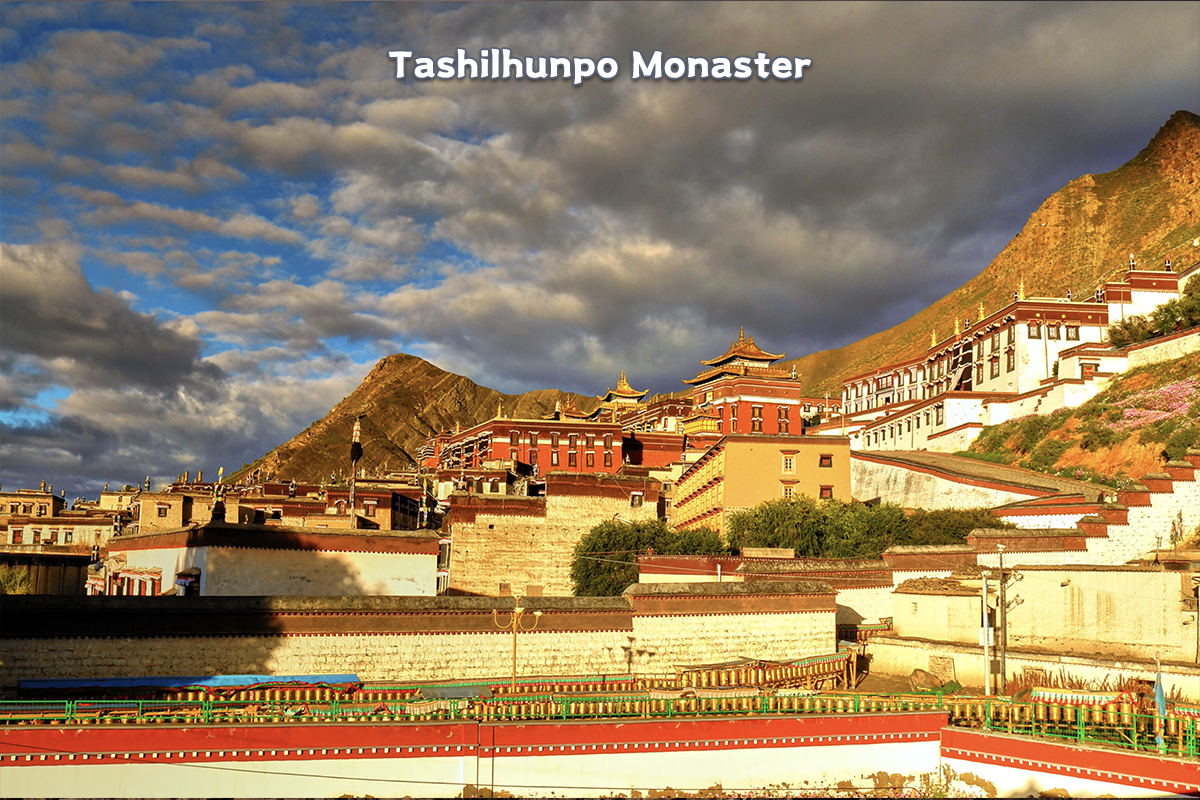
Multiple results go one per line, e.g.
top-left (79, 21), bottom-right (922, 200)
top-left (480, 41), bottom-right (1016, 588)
top-left (526, 449), bottom-right (614, 468)
top-left (4, 503), bottom-right (49, 516)
top-left (9, 528), bottom-right (74, 544)
top-left (781, 484), bottom-right (834, 500)
top-left (1028, 322), bottom-right (1080, 340)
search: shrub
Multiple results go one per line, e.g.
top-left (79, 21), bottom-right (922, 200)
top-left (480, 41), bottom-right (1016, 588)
top-left (0, 565), bottom-right (32, 595)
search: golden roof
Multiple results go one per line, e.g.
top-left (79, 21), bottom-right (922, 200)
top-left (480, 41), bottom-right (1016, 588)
top-left (602, 370), bottom-right (649, 401)
top-left (699, 327), bottom-right (783, 367)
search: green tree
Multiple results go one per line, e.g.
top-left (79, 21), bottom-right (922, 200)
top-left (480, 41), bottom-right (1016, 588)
top-left (570, 519), bottom-right (727, 596)
top-left (726, 497), bottom-right (824, 556)
top-left (906, 508), bottom-right (1014, 546)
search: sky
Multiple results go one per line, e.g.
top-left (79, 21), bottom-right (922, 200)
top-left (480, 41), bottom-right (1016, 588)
top-left (1, 2), bottom-right (1198, 496)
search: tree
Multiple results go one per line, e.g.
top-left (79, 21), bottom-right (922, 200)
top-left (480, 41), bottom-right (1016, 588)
top-left (570, 519), bottom-right (727, 596)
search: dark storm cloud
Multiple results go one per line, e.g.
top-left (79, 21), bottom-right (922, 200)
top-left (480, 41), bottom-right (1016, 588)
top-left (0, 242), bottom-right (222, 392)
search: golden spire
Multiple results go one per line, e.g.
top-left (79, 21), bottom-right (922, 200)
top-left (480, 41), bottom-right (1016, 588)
top-left (930, 329), bottom-right (937, 348)
top-left (1018, 280), bottom-right (1025, 300)
top-left (954, 318), bottom-right (960, 337)
top-left (978, 302), bottom-right (984, 321)
top-left (497, 401), bottom-right (503, 419)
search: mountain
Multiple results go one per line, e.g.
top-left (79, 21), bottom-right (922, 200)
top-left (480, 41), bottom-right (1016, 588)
top-left (238, 353), bottom-right (604, 483)
top-left (783, 110), bottom-right (1200, 394)
top-left (244, 111), bottom-right (1200, 483)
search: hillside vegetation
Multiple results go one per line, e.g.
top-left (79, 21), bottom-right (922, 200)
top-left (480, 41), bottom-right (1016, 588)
top-left (961, 350), bottom-right (1200, 489)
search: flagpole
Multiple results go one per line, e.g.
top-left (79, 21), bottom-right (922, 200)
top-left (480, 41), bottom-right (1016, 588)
top-left (349, 416), bottom-right (364, 529)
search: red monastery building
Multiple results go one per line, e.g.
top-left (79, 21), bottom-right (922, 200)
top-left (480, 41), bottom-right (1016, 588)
top-left (682, 328), bottom-right (841, 439)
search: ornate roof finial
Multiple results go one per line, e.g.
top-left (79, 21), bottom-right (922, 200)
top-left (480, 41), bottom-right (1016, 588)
top-left (497, 401), bottom-right (503, 419)
top-left (1018, 280), bottom-right (1025, 300)
top-left (978, 302), bottom-right (984, 321)
top-left (738, 326), bottom-right (745, 342)
top-left (954, 318), bottom-right (960, 337)
top-left (930, 329), bottom-right (937, 348)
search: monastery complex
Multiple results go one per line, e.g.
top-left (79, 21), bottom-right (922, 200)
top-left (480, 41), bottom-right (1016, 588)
top-left (3, 257), bottom-right (1200, 796)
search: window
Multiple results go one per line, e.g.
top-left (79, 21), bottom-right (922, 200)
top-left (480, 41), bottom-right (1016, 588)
top-left (911, 602), bottom-right (918, 615)
top-left (551, 450), bottom-right (559, 466)
top-left (550, 433), bottom-right (559, 447)
top-left (630, 492), bottom-right (643, 508)
top-left (915, 415), bottom-right (921, 430)
top-left (7, 504), bottom-right (16, 513)
top-left (529, 450), bottom-right (538, 467)
top-left (819, 485), bottom-right (833, 500)
top-left (990, 359), bottom-right (1000, 379)
top-left (819, 454), bottom-right (833, 468)
top-left (1028, 322), bottom-right (1041, 339)
top-left (364, 502), bottom-right (376, 517)
top-left (1048, 325), bottom-right (1060, 340)
top-left (529, 433), bottom-right (539, 448)
top-left (603, 451), bottom-right (613, 468)
top-left (603, 434), bottom-right (613, 449)
top-left (935, 406), bottom-right (944, 425)
top-left (509, 448), bottom-right (519, 462)
top-left (586, 452), bottom-right (595, 468)
top-left (568, 451), bottom-right (577, 468)
top-left (64, 529), bottom-right (73, 544)
top-left (568, 434), bottom-right (577, 448)
top-left (1007, 350), bottom-right (1016, 373)
top-left (778, 406), bottom-right (789, 434)
top-left (782, 455), bottom-right (795, 473)
top-left (11, 528), bottom-right (22, 545)
top-left (782, 484), bottom-right (794, 500)
top-left (1007, 326), bottom-right (1015, 345)
top-left (991, 333), bottom-right (1000, 353)
top-left (157, 506), bottom-right (168, 518)
top-left (976, 364), bottom-right (984, 384)
top-left (906, 419), bottom-right (912, 432)
top-left (586, 434), bottom-right (595, 448)
top-left (1066, 326), bottom-right (1079, 340)
top-left (751, 406), bottom-right (763, 432)
top-left (729, 406), bottom-right (738, 431)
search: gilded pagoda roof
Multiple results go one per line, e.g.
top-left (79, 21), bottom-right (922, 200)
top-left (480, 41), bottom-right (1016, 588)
top-left (700, 328), bottom-right (783, 367)
top-left (602, 371), bottom-right (648, 401)
top-left (682, 364), bottom-right (791, 385)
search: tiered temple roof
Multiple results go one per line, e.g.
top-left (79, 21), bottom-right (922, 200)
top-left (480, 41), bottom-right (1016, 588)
top-left (684, 328), bottom-right (791, 385)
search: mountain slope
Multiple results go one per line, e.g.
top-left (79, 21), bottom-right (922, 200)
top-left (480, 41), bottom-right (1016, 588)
top-left (784, 110), bottom-right (1200, 394)
top-left (238, 353), bottom-right (603, 483)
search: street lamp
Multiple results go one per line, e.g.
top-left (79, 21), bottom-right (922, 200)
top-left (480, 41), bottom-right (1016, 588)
top-left (493, 600), bottom-right (543, 690)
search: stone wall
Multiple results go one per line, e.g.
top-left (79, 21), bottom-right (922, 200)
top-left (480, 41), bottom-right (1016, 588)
top-left (1125, 327), bottom-right (1200, 368)
top-left (0, 585), bottom-right (835, 688)
top-left (867, 635), bottom-right (1200, 701)
top-left (850, 454), bottom-right (1034, 509)
top-left (448, 474), bottom-right (661, 596)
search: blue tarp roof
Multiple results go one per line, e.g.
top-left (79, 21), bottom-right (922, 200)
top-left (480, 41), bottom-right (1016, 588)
top-left (21, 674), bottom-right (360, 690)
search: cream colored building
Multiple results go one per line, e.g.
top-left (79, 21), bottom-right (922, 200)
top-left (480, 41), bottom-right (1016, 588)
top-left (671, 435), bottom-right (851, 534)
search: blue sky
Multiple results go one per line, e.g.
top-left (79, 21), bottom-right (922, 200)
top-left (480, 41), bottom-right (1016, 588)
top-left (1, 1), bottom-right (1198, 495)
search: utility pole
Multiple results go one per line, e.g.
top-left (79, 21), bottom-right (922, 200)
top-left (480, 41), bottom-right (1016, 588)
top-left (997, 545), bottom-right (1007, 695)
top-left (981, 570), bottom-right (992, 695)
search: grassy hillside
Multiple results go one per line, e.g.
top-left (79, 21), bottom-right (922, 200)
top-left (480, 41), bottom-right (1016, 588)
top-left (961, 351), bottom-right (1200, 489)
